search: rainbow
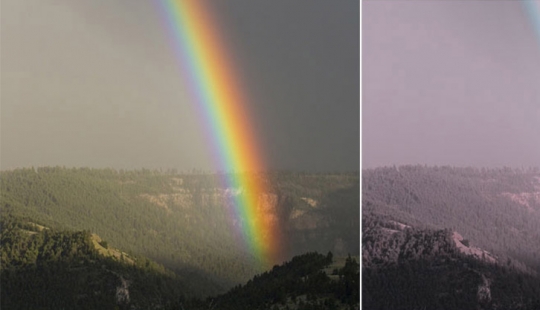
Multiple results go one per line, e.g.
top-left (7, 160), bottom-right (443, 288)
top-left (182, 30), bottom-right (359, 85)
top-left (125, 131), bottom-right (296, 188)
top-left (523, 0), bottom-right (540, 45)
top-left (158, 0), bottom-right (279, 268)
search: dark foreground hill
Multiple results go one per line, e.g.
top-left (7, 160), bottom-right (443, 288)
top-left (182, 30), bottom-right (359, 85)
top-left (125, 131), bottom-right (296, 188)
top-left (175, 252), bottom-right (359, 310)
top-left (363, 166), bottom-right (540, 310)
top-left (1, 214), bottom-right (359, 309)
top-left (0, 167), bottom-right (359, 295)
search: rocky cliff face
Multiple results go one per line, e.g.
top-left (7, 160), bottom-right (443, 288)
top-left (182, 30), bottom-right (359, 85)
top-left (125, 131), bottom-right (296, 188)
top-left (139, 183), bottom-right (357, 258)
top-left (256, 192), bottom-right (285, 229)
top-left (452, 231), bottom-right (497, 264)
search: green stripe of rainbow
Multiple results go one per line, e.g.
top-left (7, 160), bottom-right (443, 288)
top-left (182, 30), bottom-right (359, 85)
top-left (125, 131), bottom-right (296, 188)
top-left (159, 0), bottom-right (279, 268)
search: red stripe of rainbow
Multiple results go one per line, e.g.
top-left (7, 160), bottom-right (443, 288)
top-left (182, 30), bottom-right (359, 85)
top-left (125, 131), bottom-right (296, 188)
top-left (158, 0), bottom-right (279, 268)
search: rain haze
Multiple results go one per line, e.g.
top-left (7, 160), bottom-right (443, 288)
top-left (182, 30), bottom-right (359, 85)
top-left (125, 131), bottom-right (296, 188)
top-left (363, 0), bottom-right (540, 168)
top-left (1, 0), bottom-right (359, 172)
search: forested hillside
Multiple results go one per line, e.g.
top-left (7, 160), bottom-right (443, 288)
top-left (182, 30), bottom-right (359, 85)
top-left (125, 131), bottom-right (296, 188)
top-left (0, 167), bottom-right (359, 295)
top-left (363, 213), bottom-right (540, 310)
top-left (363, 166), bottom-right (540, 310)
top-left (0, 214), bottom-right (193, 309)
top-left (1, 213), bottom-right (359, 309)
top-left (171, 252), bottom-right (359, 310)
top-left (363, 166), bottom-right (540, 271)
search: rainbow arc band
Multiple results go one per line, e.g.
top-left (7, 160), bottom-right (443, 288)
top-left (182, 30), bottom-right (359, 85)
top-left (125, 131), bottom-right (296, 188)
top-left (159, 0), bottom-right (279, 268)
top-left (523, 0), bottom-right (540, 45)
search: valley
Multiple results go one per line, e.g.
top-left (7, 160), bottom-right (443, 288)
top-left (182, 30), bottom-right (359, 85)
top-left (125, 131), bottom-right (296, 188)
top-left (0, 167), bottom-right (359, 308)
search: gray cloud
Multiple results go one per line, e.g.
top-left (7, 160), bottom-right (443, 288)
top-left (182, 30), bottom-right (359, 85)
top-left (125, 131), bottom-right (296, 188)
top-left (363, 0), bottom-right (540, 168)
top-left (1, 0), bottom-right (359, 172)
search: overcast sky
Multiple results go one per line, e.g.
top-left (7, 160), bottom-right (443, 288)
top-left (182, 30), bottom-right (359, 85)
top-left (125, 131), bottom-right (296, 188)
top-left (363, 0), bottom-right (540, 168)
top-left (1, 0), bottom-right (359, 172)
